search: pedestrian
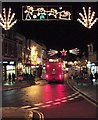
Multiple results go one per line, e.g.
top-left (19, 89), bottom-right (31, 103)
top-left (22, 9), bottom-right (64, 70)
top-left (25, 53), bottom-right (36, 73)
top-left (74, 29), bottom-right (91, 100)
top-left (37, 65), bottom-right (43, 79)
top-left (94, 71), bottom-right (98, 82)
top-left (12, 73), bottom-right (15, 83)
top-left (33, 69), bottom-right (36, 79)
top-left (90, 73), bottom-right (93, 85)
top-left (8, 73), bottom-right (11, 84)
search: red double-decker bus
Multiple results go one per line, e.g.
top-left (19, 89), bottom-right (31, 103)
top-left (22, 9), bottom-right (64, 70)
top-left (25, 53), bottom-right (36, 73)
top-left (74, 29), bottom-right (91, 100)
top-left (45, 58), bottom-right (64, 83)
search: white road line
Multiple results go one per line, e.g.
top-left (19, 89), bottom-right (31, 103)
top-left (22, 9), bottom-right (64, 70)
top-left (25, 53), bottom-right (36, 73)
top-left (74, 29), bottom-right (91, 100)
top-left (52, 102), bottom-right (61, 105)
top-left (68, 98), bottom-right (75, 100)
top-left (61, 100), bottom-right (67, 103)
top-left (34, 103), bottom-right (44, 106)
top-left (54, 99), bottom-right (61, 101)
top-left (41, 104), bottom-right (51, 108)
top-left (21, 105), bottom-right (31, 109)
top-left (45, 101), bottom-right (53, 104)
top-left (33, 110), bottom-right (42, 120)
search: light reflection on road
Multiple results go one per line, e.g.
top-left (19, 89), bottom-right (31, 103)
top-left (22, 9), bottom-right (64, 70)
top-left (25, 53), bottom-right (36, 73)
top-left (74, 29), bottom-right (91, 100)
top-left (43, 84), bottom-right (67, 102)
top-left (21, 81), bottom-right (70, 105)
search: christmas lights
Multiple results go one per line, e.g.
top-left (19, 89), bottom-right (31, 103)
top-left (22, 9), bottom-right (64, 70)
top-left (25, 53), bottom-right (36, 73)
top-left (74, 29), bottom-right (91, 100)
top-left (77, 7), bottom-right (98, 29)
top-left (24, 6), bottom-right (34, 20)
top-left (48, 49), bottom-right (58, 56)
top-left (60, 49), bottom-right (67, 56)
top-left (48, 48), bottom-right (79, 57)
top-left (69, 48), bottom-right (79, 55)
top-left (0, 8), bottom-right (17, 30)
top-left (23, 6), bottom-right (72, 21)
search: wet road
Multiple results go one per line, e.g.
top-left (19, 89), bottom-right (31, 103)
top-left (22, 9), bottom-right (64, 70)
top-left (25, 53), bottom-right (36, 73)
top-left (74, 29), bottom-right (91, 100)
top-left (2, 79), bottom-right (97, 118)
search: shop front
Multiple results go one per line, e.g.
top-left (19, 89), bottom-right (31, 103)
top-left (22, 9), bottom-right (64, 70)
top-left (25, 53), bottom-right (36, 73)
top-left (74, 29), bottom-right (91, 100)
top-left (87, 61), bottom-right (98, 76)
top-left (3, 61), bottom-right (16, 81)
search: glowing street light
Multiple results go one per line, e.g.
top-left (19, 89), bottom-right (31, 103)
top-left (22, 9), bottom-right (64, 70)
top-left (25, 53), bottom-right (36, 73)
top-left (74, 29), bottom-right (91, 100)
top-left (0, 8), bottom-right (17, 30)
top-left (77, 7), bottom-right (98, 29)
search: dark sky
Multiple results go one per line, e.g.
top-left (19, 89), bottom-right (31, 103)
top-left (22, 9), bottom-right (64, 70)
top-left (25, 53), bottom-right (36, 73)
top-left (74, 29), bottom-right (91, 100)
top-left (2, 2), bottom-right (98, 53)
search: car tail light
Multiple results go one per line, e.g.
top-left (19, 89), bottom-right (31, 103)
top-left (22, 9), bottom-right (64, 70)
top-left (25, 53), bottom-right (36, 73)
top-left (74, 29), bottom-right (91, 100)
top-left (46, 64), bottom-right (49, 68)
top-left (46, 74), bottom-right (49, 79)
top-left (59, 74), bottom-right (62, 79)
top-left (58, 64), bottom-right (61, 67)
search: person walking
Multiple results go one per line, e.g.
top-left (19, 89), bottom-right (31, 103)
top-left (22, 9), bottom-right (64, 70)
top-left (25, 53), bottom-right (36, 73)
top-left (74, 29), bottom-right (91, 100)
top-left (12, 73), bottom-right (15, 83)
top-left (90, 72), bottom-right (93, 85)
top-left (8, 73), bottom-right (11, 84)
top-left (37, 65), bottom-right (43, 79)
top-left (94, 71), bottom-right (98, 82)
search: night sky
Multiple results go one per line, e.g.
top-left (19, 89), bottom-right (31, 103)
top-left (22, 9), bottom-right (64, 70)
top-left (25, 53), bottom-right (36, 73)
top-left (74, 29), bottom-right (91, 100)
top-left (2, 2), bottom-right (98, 53)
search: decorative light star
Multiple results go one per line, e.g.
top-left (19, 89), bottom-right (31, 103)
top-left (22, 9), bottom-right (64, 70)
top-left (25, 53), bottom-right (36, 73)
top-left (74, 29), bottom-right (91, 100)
top-left (77, 7), bottom-right (98, 29)
top-left (60, 49), bottom-right (67, 56)
top-left (0, 8), bottom-right (17, 30)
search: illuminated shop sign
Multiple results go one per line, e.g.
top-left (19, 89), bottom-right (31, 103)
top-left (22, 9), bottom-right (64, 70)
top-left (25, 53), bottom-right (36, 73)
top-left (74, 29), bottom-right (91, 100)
top-left (3, 61), bottom-right (15, 65)
top-left (22, 5), bottom-right (72, 21)
top-left (9, 61), bottom-right (14, 65)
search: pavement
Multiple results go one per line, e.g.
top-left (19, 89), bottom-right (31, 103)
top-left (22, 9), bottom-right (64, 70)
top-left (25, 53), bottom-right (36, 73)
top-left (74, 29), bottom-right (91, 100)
top-left (67, 78), bottom-right (98, 107)
top-left (1, 107), bottom-right (33, 120)
top-left (1, 77), bottom-right (41, 91)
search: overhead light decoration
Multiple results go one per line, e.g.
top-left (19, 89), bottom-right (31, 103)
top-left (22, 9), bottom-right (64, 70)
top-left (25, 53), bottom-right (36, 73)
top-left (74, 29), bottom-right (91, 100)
top-left (48, 49), bottom-right (58, 56)
top-left (48, 48), bottom-right (79, 57)
top-left (69, 48), bottom-right (80, 55)
top-left (22, 6), bottom-right (72, 21)
top-left (60, 49), bottom-right (67, 56)
top-left (37, 7), bottom-right (46, 20)
top-left (0, 8), bottom-right (17, 30)
top-left (24, 6), bottom-right (34, 20)
top-left (77, 7), bottom-right (98, 29)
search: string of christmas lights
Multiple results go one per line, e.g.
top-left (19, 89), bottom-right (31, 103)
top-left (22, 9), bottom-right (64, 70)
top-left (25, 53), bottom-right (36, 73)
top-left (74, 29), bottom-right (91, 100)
top-left (23, 6), bottom-right (71, 21)
top-left (0, 8), bottom-right (17, 30)
top-left (77, 7), bottom-right (98, 29)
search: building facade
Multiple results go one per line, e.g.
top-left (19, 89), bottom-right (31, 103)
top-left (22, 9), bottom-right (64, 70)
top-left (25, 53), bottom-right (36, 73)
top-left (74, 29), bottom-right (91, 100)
top-left (2, 31), bottom-right (26, 81)
top-left (2, 29), bottom-right (47, 81)
top-left (22, 39), bottom-right (47, 74)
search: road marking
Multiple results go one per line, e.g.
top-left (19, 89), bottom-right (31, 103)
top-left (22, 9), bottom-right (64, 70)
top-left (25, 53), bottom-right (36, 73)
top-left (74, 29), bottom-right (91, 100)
top-left (61, 100), bottom-right (67, 103)
top-left (61, 97), bottom-right (67, 99)
top-left (54, 99), bottom-right (61, 101)
top-left (26, 107), bottom-right (40, 110)
top-left (21, 106), bottom-right (45, 120)
top-left (53, 102), bottom-right (61, 105)
top-left (21, 105), bottom-right (31, 109)
top-left (33, 110), bottom-right (42, 120)
top-left (45, 101), bottom-right (53, 104)
top-left (39, 111), bottom-right (44, 120)
top-left (74, 94), bottom-right (80, 99)
top-left (41, 104), bottom-right (52, 108)
top-left (34, 103), bottom-right (44, 106)
top-left (69, 98), bottom-right (74, 100)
